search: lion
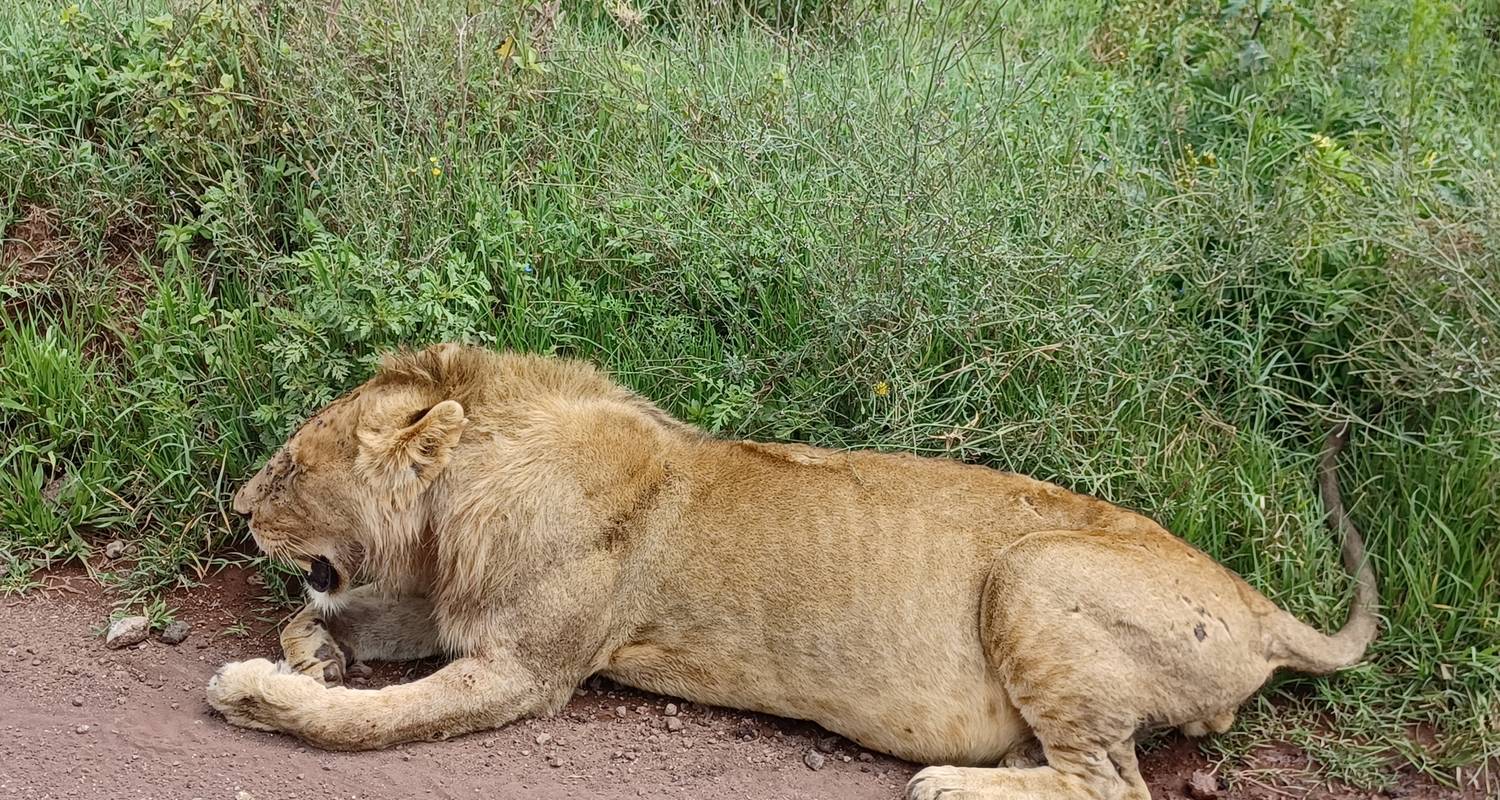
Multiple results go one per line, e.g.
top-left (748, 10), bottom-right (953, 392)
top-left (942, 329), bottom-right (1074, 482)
top-left (208, 343), bottom-right (1377, 800)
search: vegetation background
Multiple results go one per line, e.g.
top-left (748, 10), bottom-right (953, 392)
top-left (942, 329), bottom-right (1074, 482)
top-left (1, 0), bottom-right (1496, 789)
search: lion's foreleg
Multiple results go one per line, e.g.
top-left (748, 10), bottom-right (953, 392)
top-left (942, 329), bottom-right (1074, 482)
top-left (207, 649), bottom-right (553, 750)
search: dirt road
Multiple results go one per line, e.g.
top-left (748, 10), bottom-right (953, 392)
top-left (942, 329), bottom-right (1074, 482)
top-left (0, 569), bottom-right (1462, 800)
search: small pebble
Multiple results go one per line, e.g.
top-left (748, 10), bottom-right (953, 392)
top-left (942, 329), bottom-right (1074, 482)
top-left (858, 752), bottom-right (875, 762)
top-left (665, 717), bottom-right (683, 733)
top-left (664, 703), bottom-right (679, 717)
top-left (803, 750), bottom-right (826, 771)
top-left (70, 696), bottom-right (84, 707)
top-left (816, 735), bottom-right (840, 753)
top-left (75, 724), bottom-right (89, 734)
top-left (1186, 770), bottom-right (1221, 800)
top-left (104, 540), bottom-right (127, 560)
top-left (615, 706), bottom-right (628, 718)
top-left (534, 733), bottom-right (552, 746)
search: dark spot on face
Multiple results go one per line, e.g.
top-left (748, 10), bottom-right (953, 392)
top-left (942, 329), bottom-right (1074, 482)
top-left (1194, 622), bottom-right (1207, 642)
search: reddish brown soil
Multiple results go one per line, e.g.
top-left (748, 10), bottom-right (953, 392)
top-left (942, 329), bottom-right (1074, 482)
top-left (2, 203), bottom-right (150, 343)
top-left (1, 205), bottom-right (67, 283)
top-left (0, 569), bottom-right (1479, 800)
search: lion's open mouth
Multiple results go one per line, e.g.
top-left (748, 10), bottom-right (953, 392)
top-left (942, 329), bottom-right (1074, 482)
top-left (306, 556), bottom-right (340, 594)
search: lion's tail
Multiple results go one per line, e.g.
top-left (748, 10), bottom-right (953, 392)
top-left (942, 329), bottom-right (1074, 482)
top-left (1269, 422), bottom-right (1381, 675)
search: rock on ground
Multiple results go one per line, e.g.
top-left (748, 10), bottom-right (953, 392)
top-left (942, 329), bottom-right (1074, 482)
top-left (158, 620), bottom-right (192, 645)
top-left (105, 616), bottom-right (150, 649)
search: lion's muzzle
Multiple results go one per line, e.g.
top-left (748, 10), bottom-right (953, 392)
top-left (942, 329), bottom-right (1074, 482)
top-left (307, 556), bottom-right (340, 594)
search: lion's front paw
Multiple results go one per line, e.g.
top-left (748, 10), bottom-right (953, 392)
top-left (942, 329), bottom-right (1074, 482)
top-left (281, 617), bottom-right (349, 686)
top-left (206, 658), bottom-right (319, 733)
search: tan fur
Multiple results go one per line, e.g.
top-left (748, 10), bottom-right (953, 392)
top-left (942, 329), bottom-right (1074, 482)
top-left (208, 345), bottom-right (1378, 799)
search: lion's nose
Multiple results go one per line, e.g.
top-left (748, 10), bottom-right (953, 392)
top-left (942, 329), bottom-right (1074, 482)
top-left (232, 485), bottom-right (253, 515)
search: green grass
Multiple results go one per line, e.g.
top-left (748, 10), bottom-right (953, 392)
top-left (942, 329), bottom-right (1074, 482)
top-left (2, 0), bottom-right (1497, 786)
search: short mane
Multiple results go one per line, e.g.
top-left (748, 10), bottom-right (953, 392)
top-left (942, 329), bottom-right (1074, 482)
top-left (370, 344), bottom-right (695, 436)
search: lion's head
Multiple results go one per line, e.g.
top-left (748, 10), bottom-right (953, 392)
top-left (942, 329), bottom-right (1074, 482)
top-left (232, 346), bottom-right (471, 610)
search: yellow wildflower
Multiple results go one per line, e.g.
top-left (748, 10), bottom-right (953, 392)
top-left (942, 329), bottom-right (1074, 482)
top-left (873, 381), bottom-right (890, 398)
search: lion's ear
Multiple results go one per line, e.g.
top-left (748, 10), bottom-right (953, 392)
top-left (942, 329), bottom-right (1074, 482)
top-left (357, 399), bottom-right (466, 498)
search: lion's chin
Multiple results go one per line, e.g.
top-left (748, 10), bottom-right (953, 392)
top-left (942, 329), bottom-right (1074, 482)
top-left (306, 585), bottom-right (351, 615)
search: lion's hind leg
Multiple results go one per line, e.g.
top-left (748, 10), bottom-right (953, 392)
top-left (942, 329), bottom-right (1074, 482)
top-left (908, 741), bottom-right (1147, 800)
top-left (910, 529), bottom-right (1276, 800)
